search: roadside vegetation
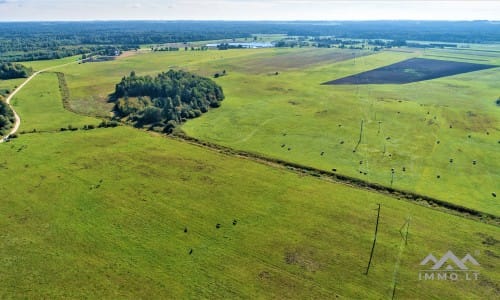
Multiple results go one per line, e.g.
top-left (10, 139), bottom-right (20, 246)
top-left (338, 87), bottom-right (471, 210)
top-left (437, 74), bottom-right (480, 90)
top-left (0, 100), bottom-right (14, 135)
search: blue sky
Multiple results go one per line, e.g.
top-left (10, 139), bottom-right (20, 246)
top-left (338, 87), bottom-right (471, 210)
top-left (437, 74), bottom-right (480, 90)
top-left (0, 0), bottom-right (499, 21)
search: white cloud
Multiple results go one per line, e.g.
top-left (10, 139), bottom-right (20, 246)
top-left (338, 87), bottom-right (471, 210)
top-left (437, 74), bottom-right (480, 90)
top-left (128, 2), bottom-right (142, 9)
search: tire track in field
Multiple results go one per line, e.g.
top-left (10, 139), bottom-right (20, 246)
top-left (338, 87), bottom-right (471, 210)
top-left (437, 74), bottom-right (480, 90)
top-left (234, 118), bottom-right (274, 144)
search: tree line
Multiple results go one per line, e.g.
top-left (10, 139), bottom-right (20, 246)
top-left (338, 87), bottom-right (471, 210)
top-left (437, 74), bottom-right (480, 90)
top-left (113, 70), bottom-right (224, 133)
top-left (2, 21), bottom-right (498, 62)
top-left (0, 62), bottom-right (33, 79)
top-left (0, 100), bottom-right (14, 136)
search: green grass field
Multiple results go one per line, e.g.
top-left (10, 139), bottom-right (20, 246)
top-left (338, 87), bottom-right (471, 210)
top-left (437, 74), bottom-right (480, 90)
top-left (10, 72), bottom-right (98, 132)
top-left (20, 55), bottom-right (82, 71)
top-left (47, 46), bottom-right (499, 214)
top-left (1, 127), bottom-right (498, 299)
top-left (0, 78), bottom-right (25, 95)
top-left (1, 46), bottom-right (498, 299)
top-left (181, 49), bottom-right (500, 215)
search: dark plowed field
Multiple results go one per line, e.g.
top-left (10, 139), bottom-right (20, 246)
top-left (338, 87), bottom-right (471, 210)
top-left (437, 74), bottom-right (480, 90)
top-left (323, 58), bottom-right (497, 85)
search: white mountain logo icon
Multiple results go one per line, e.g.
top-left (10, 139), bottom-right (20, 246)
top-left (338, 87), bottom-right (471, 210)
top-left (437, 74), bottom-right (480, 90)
top-left (420, 251), bottom-right (479, 270)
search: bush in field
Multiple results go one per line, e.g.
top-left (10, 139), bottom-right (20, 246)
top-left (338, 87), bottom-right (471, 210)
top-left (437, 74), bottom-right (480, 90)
top-left (98, 120), bottom-right (119, 128)
top-left (82, 124), bottom-right (96, 130)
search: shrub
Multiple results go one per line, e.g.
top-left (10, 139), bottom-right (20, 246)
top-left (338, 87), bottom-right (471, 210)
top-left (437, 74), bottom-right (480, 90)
top-left (98, 120), bottom-right (119, 128)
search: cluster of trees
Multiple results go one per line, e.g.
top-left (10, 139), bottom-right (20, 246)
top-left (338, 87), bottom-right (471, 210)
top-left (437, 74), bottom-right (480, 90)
top-left (153, 46), bottom-right (209, 52)
top-left (217, 43), bottom-right (244, 50)
top-left (0, 63), bottom-right (33, 79)
top-left (302, 38), bottom-right (407, 50)
top-left (1, 47), bottom-right (88, 62)
top-left (153, 47), bottom-right (180, 52)
top-left (113, 70), bottom-right (224, 132)
top-left (0, 44), bottom-right (135, 63)
top-left (0, 100), bottom-right (15, 136)
top-left (275, 40), bottom-right (307, 48)
top-left (406, 42), bottom-right (457, 49)
top-left (59, 120), bottom-right (119, 132)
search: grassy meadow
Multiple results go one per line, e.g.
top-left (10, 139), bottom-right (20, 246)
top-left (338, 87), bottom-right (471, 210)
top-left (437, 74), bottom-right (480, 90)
top-left (10, 72), bottom-right (98, 132)
top-left (0, 127), bottom-right (498, 299)
top-left (0, 78), bottom-right (25, 96)
top-left (184, 49), bottom-right (500, 215)
top-left (1, 46), bottom-right (497, 299)
top-left (48, 47), bottom-right (499, 215)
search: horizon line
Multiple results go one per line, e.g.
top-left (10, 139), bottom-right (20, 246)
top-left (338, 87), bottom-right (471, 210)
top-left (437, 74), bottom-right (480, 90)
top-left (0, 19), bottom-right (499, 23)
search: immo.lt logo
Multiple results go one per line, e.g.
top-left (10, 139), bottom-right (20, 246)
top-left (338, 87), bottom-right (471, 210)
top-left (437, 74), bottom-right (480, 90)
top-left (419, 250), bottom-right (480, 281)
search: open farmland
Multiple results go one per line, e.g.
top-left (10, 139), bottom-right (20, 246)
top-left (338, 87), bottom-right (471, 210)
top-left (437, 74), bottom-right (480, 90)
top-left (39, 47), bottom-right (500, 215)
top-left (10, 72), bottom-right (98, 132)
top-left (1, 126), bottom-right (499, 299)
top-left (2, 42), bottom-right (498, 299)
top-left (215, 48), bottom-right (372, 74)
top-left (181, 48), bottom-right (500, 215)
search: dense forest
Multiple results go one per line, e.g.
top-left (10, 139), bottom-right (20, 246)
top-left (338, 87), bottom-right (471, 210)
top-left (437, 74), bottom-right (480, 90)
top-left (113, 70), bottom-right (224, 132)
top-left (0, 100), bottom-right (15, 136)
top-left (1, 21), bottom-right (499, 62)
top-left (0, 63), bottom-right (33, 79)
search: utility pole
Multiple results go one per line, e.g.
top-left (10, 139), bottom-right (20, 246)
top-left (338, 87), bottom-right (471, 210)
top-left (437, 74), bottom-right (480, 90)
top-left (365, 203), bottom-right (381, 275)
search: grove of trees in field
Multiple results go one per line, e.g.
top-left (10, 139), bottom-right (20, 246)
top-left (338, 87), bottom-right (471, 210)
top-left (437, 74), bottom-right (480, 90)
top-left (113, 70), bottom-right (224, 132)
top-left (0, 63), bottom-right (33, 79)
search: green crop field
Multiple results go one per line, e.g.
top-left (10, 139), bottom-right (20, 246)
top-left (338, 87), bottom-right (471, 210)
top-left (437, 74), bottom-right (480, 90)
top-left (1, 46), bottom-right (498, 299)
top-left (0, 78), bottom-right (24, 95)
top-left (1, 127), bottom-right (498, 299)
top-left (10, 72), bottom-right (98, 132)
top-left (182, 49), bottom-right (500, 215)
top-left (49, 47), bottom-right (500, 215)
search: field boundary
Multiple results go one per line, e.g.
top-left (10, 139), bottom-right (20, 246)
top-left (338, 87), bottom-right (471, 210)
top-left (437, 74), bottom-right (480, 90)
top-left (55, 72), bottom-right (72, 113)
top-left (170, 132), bottom-right (499, 226)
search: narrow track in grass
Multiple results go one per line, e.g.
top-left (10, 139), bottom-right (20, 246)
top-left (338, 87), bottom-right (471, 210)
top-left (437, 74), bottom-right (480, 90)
top-left (169, 133), bottom-right (499, 226)
top-left (0, 60), bottom-right (81, 143)
top-left (0, 71), bottom-right (39, 143)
